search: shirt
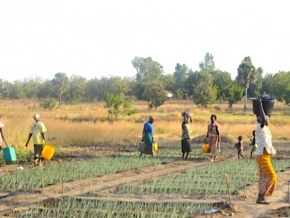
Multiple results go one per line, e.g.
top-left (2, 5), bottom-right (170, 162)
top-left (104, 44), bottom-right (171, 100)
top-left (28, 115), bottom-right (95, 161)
top-left (29, 121), bottom-right (47, 144)
top-left (254, 124), bottom-right (276, 155)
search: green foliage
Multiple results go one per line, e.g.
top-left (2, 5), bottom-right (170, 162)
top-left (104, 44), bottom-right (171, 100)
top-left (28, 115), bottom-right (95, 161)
top-left (199, 52), bottom-right (215, 72)
top-left (226, 82), bottom-right (244, 108)
top-left (39, 98), bottom-right (58, 109)
top-left (142, 80), bottom-right (166, 109)
top-left (64, 75), bottom-right (87, 104)
top-left (193, 81), bottom-right (217, 107)
top-left (176, 89), bottom-right (183, 100)
top-left (236, 56), bottom-right (257, 111)
top-left (210, 70), bottom-right (232, 100)
top-left (104, 93), bottom-right (137, 119)
top-left (52, 72), bottom-right (69, 106)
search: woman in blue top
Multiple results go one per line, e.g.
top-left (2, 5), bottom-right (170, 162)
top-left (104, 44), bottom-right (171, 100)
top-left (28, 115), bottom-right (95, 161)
top-left (140, 116), bottom-right (155, 156)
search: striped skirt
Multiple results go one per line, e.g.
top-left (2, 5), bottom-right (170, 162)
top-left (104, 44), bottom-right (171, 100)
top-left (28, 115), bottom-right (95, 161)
top-left (255, 154), bottom-right (277, 196)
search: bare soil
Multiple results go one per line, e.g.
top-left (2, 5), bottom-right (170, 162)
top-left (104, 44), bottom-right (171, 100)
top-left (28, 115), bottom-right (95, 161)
top-left (0, 141), bottom-right (290, 218)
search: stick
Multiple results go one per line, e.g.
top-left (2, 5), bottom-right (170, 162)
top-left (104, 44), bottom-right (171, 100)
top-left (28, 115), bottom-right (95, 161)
top-left (224, 173), bottom-right (231, 204)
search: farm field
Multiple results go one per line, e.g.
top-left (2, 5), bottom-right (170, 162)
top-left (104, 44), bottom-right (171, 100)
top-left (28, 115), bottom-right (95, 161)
top-left (0, 99), bottom-right (290, 217)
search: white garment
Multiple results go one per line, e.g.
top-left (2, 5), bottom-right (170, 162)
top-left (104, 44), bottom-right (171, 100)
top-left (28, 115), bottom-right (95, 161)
top-left (0, 122), bottom-right (4, 145)
top-left (254, 124), bottom-right (276, 155)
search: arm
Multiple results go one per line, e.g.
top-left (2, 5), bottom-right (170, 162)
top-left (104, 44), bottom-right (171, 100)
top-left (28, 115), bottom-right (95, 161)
top-left (0, 128), bottom-right (8, 146)
top-left (26, 133), bottom-right (32, 147)
top-left (259, 99), bottom-right (266, 128)
top-left (41, 132), bottom-right (46, 144)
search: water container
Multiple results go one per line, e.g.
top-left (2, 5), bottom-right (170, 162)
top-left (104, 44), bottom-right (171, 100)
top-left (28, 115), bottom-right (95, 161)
top-left (251, 98), bottom-right (276, 116)
top-left (3, 146), bottom-right (17, 163)
top-left (202, 144), bottom-right (210, 153)
top-left (41, 144), bottom-right (55, 160)
top-left (153, 143), bottom-right (158, 152)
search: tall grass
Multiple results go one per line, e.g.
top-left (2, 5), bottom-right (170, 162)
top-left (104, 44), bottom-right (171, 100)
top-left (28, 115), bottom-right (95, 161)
top-left (0, 99), bottom-right (290, 149)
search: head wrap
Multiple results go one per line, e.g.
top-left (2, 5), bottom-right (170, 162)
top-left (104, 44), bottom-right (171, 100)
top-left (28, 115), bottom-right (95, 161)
top-left (33, 114), bottom-right (40, 121)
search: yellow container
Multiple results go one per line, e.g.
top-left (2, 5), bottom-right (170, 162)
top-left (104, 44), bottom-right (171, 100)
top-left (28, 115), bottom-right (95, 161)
top-left (41, 144), bottom-right (55, 160)
top-left (202, 144), bottom-right (210, 153)
top-left (153, 143), bottom-right (158, 152)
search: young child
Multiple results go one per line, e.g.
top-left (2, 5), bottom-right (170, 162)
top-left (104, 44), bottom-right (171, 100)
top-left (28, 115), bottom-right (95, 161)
top-left (235, 136), bottom-right (245, 159)
top-left (250, 130), bottom-right (258, 159)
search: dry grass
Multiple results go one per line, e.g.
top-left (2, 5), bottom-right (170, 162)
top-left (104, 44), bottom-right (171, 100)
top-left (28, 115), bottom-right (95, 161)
top-left (0, 99), bottom-right (289, 149)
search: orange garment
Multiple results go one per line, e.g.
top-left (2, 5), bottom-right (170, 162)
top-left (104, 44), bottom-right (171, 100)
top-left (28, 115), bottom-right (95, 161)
top-left (255, 153), bottom-right (277, 196)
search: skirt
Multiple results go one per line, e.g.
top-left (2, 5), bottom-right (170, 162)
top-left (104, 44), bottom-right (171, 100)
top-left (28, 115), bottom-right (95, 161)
top-left (255, 154), bottom-right (277, 196)
top-left (181, 138), bottom-right (191, 153)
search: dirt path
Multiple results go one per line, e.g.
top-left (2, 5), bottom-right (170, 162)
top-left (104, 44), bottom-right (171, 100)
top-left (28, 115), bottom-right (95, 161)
top-left (0, 156), bottom-right (289, 217)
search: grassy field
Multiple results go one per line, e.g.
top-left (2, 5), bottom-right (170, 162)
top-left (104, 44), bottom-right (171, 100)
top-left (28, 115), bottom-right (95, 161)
top-left (0, 99), bottom-right (289, 150)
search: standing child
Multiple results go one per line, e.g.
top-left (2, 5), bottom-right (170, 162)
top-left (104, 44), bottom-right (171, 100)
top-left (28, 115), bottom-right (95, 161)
top-left (235, 136), bottom-right (245, 159)
top-left (250, 130), bottom-right (258, 159)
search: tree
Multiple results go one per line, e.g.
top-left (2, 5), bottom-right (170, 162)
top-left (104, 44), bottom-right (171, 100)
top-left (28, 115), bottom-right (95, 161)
top-left (199, 53), bottom-right (215, 72)
top-left (142, 80), bottom-right (166, 109)
top-left (248, 67), bottom-right (263, 97)
top-left (236, 56), bottom-right (256, 112)
top-left (173, 63), bottom-right (188, 94)
top-left (226, 82), bottom-right (244, 108)
top-left (52, 72), bottom-right (69, 106)
top-left (187, 71), bottom-right (217, 107)
top-left (210, 70), bottom-right (232, 101)
top-left (65, 75), bottom-right (87, 104)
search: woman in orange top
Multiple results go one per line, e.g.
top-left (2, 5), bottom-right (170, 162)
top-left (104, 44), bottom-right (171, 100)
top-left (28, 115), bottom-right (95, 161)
top-left (206, 114), bottom-right (220, 162)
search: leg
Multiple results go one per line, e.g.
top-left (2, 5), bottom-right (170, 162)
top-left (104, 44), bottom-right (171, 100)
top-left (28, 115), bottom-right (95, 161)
top-left (185, 152), bottom-right (189, 159)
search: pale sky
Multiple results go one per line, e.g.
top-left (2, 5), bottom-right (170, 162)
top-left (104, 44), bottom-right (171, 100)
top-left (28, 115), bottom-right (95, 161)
top-left (1, 0), bottom-right (289, 82)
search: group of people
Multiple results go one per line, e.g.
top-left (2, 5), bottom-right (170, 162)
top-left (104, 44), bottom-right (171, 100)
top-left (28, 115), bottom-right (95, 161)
top-left (0, 114), bottom-right (47, 167)
top-left (140, 99), bottom-right (277, 205)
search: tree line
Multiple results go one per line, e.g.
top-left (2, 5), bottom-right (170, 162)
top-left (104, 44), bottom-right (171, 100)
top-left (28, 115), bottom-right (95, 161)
top-left (0, 53), bottom-right (290, 112)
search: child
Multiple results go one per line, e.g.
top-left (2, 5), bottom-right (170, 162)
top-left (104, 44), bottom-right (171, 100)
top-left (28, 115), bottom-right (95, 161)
top-left (250, 130), bottom-right (258, 159)
top-left (235, 136), bottom-right (245, 159)
top-left (181, 112), bottom-right (192, 160)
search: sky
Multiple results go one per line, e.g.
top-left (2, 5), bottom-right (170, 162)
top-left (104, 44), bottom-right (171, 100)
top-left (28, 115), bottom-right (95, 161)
top-left (1, 0), bottom-right (290, 82)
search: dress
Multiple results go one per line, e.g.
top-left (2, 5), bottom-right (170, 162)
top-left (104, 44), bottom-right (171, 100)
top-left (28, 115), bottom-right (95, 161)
top-left (254, 124), bottom-right (276, 196)
top-left (181, 123), bottom-right (192, 153)
top-left (207, 121), bottom-right (219, 155)
top-left (142, 121), bottom-right (154, 155)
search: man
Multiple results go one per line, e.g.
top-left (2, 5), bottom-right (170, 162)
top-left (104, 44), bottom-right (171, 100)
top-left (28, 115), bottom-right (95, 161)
top-left (26, 114), bottom-right (47, 166)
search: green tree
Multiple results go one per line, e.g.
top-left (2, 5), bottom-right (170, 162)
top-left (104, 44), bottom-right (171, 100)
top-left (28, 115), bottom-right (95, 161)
top-left (236, 56), bottom-right (256, 112)
top-left (199, 53), bottom-right (215, 72)
top-left (173, 63), bottom-right (188, 95)
top-left (226, 82), bottom-right (244, 108)
top-left (65, 75), bottom-right (87, 104)
top-left (210, 70), bottom-right (232, 101)
top-left (142, 80), bottom-right (166, 109)
top-left (193, 80), bottom-right (217, 107)
top-left (52, 72), bottom-right (69, 107)
top-left (248, 67), bottom-right (263, 97)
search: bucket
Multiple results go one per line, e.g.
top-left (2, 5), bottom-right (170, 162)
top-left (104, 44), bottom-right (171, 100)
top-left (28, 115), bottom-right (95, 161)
top-left (251, 98), bottom-right (276, 116)
top-left (153, 143), bottom-right (158, 152)
top-left (202, 144), bottom-right (210, 153)
top-left (3, 146), bottom-right (17, 163)
top-left (41, 144), bottom-right (55, 160)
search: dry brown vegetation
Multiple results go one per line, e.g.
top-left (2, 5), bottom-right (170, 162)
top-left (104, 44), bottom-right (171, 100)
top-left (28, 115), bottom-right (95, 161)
top-left (0, 99), bottom-right (290, 150)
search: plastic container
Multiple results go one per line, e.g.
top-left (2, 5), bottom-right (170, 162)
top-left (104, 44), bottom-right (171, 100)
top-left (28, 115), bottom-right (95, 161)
top-left (3, 146), bottom-right (17, 163)
top-left (41, 144), bottom-right (55, 160)
top-left (251, 98), bottom-right (276, 116)
top-left (202, 144), bottom-right (210, 153)
top-left (153, 143), bottom-right (158, 152)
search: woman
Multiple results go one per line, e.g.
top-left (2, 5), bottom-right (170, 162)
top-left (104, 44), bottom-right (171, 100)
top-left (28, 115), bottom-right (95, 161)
top-left (255, 100), bottom-right (276, 204)
top-left (140, 116), bottom-right (155, 156)
top-left (0, 115), bottom-right (8, 149)
top-left (25, 114), bottom-right (47, 166)
top-left (181, 112), bottom-right (192, 160)
top-left (206, 114), bottom-right (220, 162)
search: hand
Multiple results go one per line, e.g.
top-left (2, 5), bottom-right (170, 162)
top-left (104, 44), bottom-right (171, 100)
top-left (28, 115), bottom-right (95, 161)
top-left (25, 143), bottom-right (28, 147)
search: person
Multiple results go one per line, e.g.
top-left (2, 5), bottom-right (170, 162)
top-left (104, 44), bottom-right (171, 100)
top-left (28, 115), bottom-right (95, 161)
top-left (140, 116), bottom-right (155, 156)
top-left (234, 136), bottom-right (245, 159)
top-left (181, 112), bottom-right (192, 160)
top-left (205, 114), bottom-right (220, 162)
top-left (254, 100), bottom-right (277, 204)
top-left (25, 114), bottom-right (47, 166)
top-left (250, 130), bottom-right (258, 159)
top-left (0, 115), bottom-right (8, 150)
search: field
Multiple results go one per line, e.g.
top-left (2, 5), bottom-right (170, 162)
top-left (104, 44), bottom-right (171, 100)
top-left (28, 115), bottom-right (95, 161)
top-left (0, 99), bottom-right (290, 218)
